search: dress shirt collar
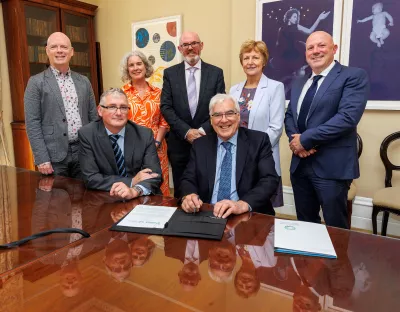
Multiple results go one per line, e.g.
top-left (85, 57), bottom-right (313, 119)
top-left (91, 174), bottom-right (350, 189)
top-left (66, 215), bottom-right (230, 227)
top-left (310, 60), bottom-right (335, 80)
top-left (217, 131), bottom-right (238, 148)
top-left (105, 126), bottom-right (126, 138)
top-left (184, 59), bottom-right (202, 71)
top-left (50, 66), bottom-right (71, 77)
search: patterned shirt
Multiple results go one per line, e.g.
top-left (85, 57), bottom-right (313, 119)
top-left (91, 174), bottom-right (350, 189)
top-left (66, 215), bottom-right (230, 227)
top-left (50, 66), bottom-right (82, 142)
top-left (238, 87), bottom-right (257, 128)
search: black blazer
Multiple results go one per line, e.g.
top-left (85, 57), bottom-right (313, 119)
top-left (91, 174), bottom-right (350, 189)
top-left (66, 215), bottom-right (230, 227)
top-left (180, 128), bottom-right (279, 215)
top-left (78, 119), bottom-right (162, 193)
top-left (160, 60), bottom-right (225, 146)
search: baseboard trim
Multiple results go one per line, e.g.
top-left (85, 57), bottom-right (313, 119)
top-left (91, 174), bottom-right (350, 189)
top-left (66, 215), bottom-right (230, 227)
top-left (278, 186), bottom-right (400, 236)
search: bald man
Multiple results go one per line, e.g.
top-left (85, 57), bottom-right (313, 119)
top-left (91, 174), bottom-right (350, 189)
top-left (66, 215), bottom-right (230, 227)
top-left (24, 32), bottom-right (98, 178)
top-left (284, 31), bottom-right (369, 229)
top-left (161, 31), bottom-right (225, 197)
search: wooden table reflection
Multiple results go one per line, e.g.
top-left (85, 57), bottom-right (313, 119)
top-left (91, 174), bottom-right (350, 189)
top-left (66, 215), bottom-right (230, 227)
top-left (1, 166), bottom-right (400, 311)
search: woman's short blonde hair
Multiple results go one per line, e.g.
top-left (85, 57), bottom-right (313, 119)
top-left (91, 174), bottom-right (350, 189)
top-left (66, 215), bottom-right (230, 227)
top-left (120, 51), bottom-right (154, 83)
top-left (239, 40), bottom-right (269, 67)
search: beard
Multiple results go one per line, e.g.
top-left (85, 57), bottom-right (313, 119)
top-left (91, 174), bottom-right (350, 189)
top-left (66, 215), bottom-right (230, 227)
top-left (184, 54), bottom-right (200, 66)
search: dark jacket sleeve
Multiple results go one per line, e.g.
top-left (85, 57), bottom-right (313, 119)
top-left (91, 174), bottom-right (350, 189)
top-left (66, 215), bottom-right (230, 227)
top-left (179, 141), bottom-right (200, 197)
top-left (241, 134), bottom-right (279, 213)
top-left (160, 69), bottom-right (191, 140)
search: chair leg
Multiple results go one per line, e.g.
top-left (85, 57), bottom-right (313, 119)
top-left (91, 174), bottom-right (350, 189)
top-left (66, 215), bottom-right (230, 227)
top-left (372, 206), bottom-right (379, 235)
top-left (381, 211), bottom-right (389, 236)
top-left (347, 200), bottom-right (353, 229)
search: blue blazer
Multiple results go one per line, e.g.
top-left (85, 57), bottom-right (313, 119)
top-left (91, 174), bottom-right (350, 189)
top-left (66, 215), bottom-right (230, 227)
top-left (230, 74), bottom-right (285, 176)
top-left (284, 61), bottom-right (369, 180)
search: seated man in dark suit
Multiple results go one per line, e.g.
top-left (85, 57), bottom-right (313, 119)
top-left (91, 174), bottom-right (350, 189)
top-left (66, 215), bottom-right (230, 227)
top-left (78, 88), bottom-right (162, 199)
top-left (180, 94), bottom-right (279, 218)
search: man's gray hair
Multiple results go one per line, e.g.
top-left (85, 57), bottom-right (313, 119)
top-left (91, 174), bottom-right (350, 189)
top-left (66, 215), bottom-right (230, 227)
top-left (120, 51), bottom-right (154, 83)
top-left (209, 93), bottom-right (240, 114)
top-left (99, 88), bottom-right (128, 106)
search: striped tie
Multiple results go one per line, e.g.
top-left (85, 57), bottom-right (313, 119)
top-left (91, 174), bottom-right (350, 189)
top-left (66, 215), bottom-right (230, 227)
top-left (187, 67), bottom-right (198, 118)
top-left (109, 134), bottom-right (127, 177)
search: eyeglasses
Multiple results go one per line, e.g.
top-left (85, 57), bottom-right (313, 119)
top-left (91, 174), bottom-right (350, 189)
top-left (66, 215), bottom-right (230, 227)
top-left (210, 111), bottom-right (239, 121)
top-left (180, 41), bottom-right (201, 49)
top-left (100, 105), bottom-right (130, 113)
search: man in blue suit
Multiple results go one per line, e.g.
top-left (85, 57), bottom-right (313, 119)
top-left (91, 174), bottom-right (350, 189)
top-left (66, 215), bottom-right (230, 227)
top-left (284, 31), bottom-right (369, 229)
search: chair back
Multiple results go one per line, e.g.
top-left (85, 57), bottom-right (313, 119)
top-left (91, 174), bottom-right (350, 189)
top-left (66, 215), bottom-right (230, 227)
top-left (357, 133), bottom-right (363, 159)
top-left (380, 131), bottom-right (400, 187)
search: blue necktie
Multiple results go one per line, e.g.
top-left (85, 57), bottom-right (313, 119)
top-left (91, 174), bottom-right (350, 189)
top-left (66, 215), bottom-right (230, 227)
top-left (109, 134), bottom-right (127, 177)
top-left (217, 142), bottom-right (232, 201)
top-left (298, 75), bottom-right (323, 133)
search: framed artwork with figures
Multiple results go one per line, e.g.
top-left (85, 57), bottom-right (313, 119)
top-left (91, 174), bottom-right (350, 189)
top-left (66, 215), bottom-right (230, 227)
top-left (132, 15), bottom-right (182, 89)
top-left (256, 0), bottom-right (343, 99)
top-left (341, 0), bottom-right (400, 109)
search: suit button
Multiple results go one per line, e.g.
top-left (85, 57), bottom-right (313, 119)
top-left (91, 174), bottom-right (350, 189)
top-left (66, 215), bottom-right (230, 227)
top-left (63, 119), bottom-right (66, 122)
top-left (63, 133), bottom-right (67, 136)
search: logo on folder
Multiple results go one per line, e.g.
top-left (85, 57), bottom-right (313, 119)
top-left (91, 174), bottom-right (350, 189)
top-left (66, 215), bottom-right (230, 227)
top-left (284, 225), bottom-right (296, 231)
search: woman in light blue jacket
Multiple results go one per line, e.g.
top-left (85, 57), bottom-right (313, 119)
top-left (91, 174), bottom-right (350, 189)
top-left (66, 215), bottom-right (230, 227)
top-left (230, 40), bottom-right (285, 207)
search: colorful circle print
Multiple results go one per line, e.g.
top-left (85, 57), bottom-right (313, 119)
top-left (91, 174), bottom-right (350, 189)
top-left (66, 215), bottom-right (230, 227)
top-left (148, 55), bottom-right (155, 65)
top-left (136, 28), bottom-right (149, 48)
top-left (153, 33), bottom-right (160, 43)
top-left (160, 41), bottom-right (176, 62)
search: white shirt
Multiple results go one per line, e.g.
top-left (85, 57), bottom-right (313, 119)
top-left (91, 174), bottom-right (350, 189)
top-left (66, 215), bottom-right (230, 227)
top-left (245, 232), bottom-right (277, 268)
top-left (297, 61), bottom-right (336, 116)
top-left (184, 59), bottom-right (202, 103)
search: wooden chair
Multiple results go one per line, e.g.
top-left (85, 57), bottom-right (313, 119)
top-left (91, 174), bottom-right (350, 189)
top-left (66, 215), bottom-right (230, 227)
top-left (347, 133), bottom-right (363, 228)
top-left (372, 131), bottom-right (400, 236)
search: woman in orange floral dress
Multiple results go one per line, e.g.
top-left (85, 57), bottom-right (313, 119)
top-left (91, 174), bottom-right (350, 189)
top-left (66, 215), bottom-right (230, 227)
top-left (120, 51), bottom-right (170, 196)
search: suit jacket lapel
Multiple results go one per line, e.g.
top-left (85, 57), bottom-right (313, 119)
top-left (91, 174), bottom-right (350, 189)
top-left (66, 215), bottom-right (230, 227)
top-left (291, 76), bottom-right (308, 126)
top-left (236, 129), bottom-right (249, 186)
top-left (124, 122), bottom-right (135, 173)
top-left (207, 134), bottom-right (218, 201)
top-left (177, 62), bottom-right (191, 116)
top-left (249, 74), bottom-right (268, 128)
top-left (197, 61), bottom-right (209, 119)
top-left (44, 67), bottom-right (66, 118)
top-left (307, 62), bottom-right (341, 121)
top-left (97, 121), bottom-right (119, 173)
top-left (71, 72), bottom-right (83, 121)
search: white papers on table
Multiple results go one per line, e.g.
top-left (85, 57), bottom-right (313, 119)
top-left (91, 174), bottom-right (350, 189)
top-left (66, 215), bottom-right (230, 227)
top-left (274, 219), bottom-right (337, 259)
top-left (117, 205), bottom-right (177, 229)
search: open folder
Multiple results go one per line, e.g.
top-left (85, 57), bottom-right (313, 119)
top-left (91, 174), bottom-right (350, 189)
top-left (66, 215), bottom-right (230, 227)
top-left (274, 219), bottom-right (337, 259)
top-left (110, 205), bottom-right (227, 240)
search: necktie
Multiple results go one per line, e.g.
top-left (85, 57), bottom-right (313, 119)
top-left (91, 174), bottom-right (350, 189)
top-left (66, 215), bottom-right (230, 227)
top-left (298, 75), bottom-right (323, 133)
top-left (109, 134), bottom-right (127, 177)
top-left (187, 67), bottom-right (198, 118)
top-left (217, 142), bottom-right (232, 201)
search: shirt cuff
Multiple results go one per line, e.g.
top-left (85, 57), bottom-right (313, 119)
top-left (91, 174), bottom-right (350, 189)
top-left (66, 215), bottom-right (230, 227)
top-left (136, 184), bottom-right (151, 195)
top-left (248, 204), bottom-right (252, 212)
top-left (198, 127), bottom-right (206, 135)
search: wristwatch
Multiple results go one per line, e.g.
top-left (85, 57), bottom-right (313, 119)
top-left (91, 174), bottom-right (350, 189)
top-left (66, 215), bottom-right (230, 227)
top-left (132, 185), bottom-right (143, 197)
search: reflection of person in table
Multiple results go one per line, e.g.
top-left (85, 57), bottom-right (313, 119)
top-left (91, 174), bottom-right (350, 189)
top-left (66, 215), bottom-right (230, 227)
top-left (273, 8), bottom-right (331, 94)
top-left (357, 2), bottom-right (394, 48)
top-left (130, 235), bottom-right (156, 267)
top-left (103, 233), bottom-right (132, 282)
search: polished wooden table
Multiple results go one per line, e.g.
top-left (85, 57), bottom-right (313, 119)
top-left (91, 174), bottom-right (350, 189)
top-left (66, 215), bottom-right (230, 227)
top-left (1, 166), bottom-right (400, 311)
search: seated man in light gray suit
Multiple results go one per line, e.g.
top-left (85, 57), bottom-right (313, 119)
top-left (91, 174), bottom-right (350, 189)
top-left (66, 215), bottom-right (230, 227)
top-left (24, 32), bottom-right (98, 178)
top-left (78, 88), bottom-right (162, 199)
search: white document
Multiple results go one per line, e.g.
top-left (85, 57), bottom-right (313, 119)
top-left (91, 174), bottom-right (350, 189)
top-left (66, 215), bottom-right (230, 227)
top-left (117, 205), bottom-right (177, 229)
top-left (274, 219), bottom-right (337, 259)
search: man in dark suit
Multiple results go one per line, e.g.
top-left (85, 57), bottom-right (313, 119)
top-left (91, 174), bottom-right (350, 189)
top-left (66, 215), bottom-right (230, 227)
top-left (161, 31), bottom-right (225, 197)
top-left (78, 88), bottom-right (162, 199)
top-left (24, 32), bottom-right (98, 178)
top-left (285, 31), bottom-right (369, 229)
top-left (180, 94), bottom-right (279, 218)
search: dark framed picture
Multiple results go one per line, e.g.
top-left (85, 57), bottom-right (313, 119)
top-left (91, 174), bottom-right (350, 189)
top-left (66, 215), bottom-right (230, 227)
top-left (256, 0), bottom-right (343, 99)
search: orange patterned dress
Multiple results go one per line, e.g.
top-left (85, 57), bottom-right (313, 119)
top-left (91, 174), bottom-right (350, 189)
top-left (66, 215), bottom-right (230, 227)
top-left (122, 83), bottom-right (170, 196)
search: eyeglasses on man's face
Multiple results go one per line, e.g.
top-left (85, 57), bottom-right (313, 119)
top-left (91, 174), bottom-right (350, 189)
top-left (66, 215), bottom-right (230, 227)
top-left (210, 110), bottom-right (239, 121)
top-left (100, 105), bottom-right (130, 114)
top-left (180, 41), bottom-right (201, 49)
